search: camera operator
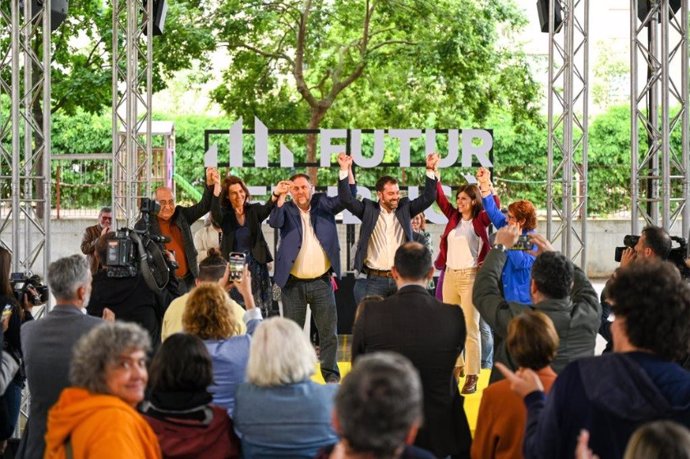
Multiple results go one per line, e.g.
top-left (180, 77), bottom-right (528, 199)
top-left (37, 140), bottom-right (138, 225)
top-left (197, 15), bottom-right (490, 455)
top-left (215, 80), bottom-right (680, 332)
top-left (600, 225), bottom-right (672, 353)
top-left (88, 233), bottom-right (177, 347)
top-left (140, 167), bottom-right (222, 293)
top-left (0, 247), bottom-right (44, 451)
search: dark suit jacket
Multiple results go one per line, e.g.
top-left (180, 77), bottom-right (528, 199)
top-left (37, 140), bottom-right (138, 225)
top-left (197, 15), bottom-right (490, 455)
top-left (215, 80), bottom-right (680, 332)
top-left (268, 189), bottom-right (353, 289)
top-left (338, 175), bottom-right (437, 272)
top-left (139, 185), bottom-right (218, 279)
top-left (351, 285), bottom-right (471, 458)
top-left (213, 198), bottom-right (276, 264)
top-left (17, 306), bottom-right (102, 459)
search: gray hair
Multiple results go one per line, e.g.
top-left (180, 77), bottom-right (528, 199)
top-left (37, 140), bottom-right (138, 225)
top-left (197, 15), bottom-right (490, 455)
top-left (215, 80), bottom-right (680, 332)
top-left (245, 317), bottom-right (317, 387)
top-left (70, 322), bottom-right (151, 395)
top-left (336, 352), bottom-right (423, 458)
top-left (47, 255), bottom-right (91, 301)
top-left (99, 206), bottom-right (111, 215)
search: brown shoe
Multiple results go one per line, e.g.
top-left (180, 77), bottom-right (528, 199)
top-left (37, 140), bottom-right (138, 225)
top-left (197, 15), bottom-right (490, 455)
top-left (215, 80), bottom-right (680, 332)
top-left (461, 374), bottom-right (478, 394)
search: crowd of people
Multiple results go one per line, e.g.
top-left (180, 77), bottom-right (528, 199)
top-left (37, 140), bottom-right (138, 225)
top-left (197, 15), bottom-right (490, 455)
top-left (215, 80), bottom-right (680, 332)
top-left (0, 157), bottom-right (689, 459)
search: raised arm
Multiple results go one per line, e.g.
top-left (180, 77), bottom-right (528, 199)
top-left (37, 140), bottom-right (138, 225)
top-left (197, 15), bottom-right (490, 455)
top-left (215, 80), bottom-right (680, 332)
top-left (337, 153), bottom-right (365, 217)
top-left (182, 167), bottom-right (222, 223)
top-left (409, 153), bottom-right (439, 216)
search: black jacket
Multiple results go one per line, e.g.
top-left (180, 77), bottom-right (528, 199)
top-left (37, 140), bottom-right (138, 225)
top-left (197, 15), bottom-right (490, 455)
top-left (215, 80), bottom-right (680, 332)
top-left (213, 198), bottom-right (275, 264)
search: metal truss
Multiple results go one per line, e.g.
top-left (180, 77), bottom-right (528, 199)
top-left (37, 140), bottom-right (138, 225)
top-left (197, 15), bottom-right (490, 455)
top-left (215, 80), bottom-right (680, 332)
top-left (630, 0), bottom-right (689, 236)
top-left (0, 1), bottom-right (52, 276)
top-left (546, 0), bottom-right (589, 267)
top-left (112, 0), bottom-right (154, 227)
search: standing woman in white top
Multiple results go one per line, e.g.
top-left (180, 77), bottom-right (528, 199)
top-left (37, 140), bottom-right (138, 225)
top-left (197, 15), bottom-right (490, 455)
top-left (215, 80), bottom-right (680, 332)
top-left (434, 175), bottom-right (494, 395)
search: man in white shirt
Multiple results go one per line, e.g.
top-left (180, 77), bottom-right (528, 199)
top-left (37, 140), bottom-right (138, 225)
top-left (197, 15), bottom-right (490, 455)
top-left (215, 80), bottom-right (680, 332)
top-left (268, 166), bottom-right (356, 383)
top-left (338, 153), bottom-right (439, 304)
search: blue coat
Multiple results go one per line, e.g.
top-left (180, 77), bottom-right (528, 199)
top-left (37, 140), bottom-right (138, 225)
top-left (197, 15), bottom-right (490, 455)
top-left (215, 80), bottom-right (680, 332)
top-left (269, 186), bottom-right (355, 289)
top-left (338, 175), bottom-right (437, 272)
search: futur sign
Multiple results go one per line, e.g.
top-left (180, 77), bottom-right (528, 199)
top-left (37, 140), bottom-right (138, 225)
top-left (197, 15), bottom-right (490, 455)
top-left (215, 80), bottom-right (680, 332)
top-left (208, 117), bottom-right (495, 224)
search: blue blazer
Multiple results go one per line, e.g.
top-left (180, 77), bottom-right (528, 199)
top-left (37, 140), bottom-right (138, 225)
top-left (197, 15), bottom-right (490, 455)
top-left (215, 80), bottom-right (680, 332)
top-left (338, 174), bottom-right (437, 272)
top-left (269, 186), bottom-right (355, 288)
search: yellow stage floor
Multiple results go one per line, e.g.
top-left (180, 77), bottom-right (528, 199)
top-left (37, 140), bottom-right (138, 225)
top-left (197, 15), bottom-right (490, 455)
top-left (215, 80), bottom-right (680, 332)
top-left (313, 362), bottom-right (491, 434)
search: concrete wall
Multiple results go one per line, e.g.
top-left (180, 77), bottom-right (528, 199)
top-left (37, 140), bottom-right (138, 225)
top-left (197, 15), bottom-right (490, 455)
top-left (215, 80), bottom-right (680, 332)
top-left (16, 217), bottom-right (686, 279)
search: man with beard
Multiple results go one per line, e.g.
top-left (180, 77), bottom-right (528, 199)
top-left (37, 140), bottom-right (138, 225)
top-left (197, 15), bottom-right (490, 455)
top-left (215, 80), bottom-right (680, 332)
top-left (338, 153), bottom-right (439, 304)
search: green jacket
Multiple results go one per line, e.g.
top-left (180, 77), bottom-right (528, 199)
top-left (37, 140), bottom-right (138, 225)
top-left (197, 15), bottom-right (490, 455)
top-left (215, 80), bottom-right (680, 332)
top-left (473, 249), bottom-right (601, 383)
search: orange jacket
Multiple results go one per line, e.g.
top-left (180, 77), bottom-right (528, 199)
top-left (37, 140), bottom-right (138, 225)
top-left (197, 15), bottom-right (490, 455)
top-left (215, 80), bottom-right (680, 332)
top-left (45, 387), bottom-right (161, 459)
top-left (471, 367), bottom-right (557, 459)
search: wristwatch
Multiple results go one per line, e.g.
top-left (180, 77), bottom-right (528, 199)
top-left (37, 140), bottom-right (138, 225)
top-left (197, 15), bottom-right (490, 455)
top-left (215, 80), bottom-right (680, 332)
top-left (492, 243), bottom-right (506, 252)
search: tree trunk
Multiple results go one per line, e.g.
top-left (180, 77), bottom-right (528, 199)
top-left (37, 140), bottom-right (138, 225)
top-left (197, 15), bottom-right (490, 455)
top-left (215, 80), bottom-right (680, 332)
top-left (306, 107), bottom-right (327, 185)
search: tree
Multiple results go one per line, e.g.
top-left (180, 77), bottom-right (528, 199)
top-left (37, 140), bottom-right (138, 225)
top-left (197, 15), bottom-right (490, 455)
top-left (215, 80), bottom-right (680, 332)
top-left (210, 0), bottom-right (541, 183)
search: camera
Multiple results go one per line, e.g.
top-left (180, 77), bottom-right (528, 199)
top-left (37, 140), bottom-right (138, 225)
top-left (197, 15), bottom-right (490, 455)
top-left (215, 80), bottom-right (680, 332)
top-left (229, 252), bottom-right (246, 280)
top-left (10, 272), bottom-right (49, 305)
top-left (104, 198), bottom-right (172, 291)
top-left (614, 235), bottom-right (640, 262)
top-left (509, 234), bottom-right (533, 251)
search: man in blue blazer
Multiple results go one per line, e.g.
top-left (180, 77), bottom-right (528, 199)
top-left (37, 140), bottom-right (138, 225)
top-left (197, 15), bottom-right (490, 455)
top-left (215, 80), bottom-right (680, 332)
top-left (338, 153), bottom-right (439, 304)
top-left (269, 161), bottom-right (355, 382)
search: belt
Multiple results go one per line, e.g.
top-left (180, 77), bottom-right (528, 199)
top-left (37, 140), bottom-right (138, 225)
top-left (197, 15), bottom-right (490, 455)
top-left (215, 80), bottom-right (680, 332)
top-left (364, 266), bottom-right (393, 278)
top-left (288, 271), bottom-right (331, 282)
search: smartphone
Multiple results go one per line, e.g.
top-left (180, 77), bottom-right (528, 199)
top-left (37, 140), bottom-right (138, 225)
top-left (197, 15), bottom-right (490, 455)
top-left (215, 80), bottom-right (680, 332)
top-left (2, 304), bottom-right (12, 321)
top-left (509, 234), bottom-right (534, 251)
top-left (229, 252), bottom-right (246, 281)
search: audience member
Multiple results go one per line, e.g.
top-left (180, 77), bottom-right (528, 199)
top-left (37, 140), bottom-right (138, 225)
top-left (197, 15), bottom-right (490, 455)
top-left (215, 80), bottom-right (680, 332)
top-left (477, 167), bottom-right (536, 304)
top-left (338, 154), bottom-right (438, 304)
top-left (234, 317), bottom-right (338, 458)
top-left (498, 260), bottom-right (690, 459)
top-left (316, 352), bottom-right (434, 459)
top-left (80, 206), bottom-right (112, 273)
top-left (213, 176), bottom-right (289, 315)
top-left (161, 249), bottom-right (247, 340)
top-left (182, 268), bottom-right (260, 416)
top-left (352, 242), bottom-right (471, 458)
top-left (269, 157), bottom-right (355, 384)
top-left (141, 333), bottom-right (240, 459)
top-left (17, 255), bottom-right (104, 459)
top-left (576, 421), bottom-right (690, 459)
top-left (143, 167), bottom-right (221, 292)
top-left (473, 227), bottom-right (600, 383)
top-left (353, 295), bottom-right (384, 324)
top-left (471, 310), bottom-right (559, 459)
top-left (44, 322), bottom-right (159, 458)
top-left (194, 213), bottom-right (223, 263)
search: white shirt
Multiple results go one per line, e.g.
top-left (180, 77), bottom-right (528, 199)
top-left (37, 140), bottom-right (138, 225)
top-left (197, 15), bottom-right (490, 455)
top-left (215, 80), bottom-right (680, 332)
top-left (290, 208), bottom-right (331, 279)
top-left (446, 219), bottom-right (481, 269)
top-left (364, 208), bottom-right (406, 271)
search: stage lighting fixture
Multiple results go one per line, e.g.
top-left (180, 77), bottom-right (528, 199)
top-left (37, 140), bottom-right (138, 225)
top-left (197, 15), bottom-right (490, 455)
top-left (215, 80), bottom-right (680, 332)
top-left (537, 0), bottom-right (563, 34)
top-left (637, 0), bottom-right (681, 23)
top-left (144, 0), bottom-right (168, 36)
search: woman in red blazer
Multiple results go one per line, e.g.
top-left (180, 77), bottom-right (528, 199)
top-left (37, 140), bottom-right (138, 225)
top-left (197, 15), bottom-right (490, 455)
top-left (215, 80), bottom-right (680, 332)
top-left (435, 174), bottom-right (494, 394)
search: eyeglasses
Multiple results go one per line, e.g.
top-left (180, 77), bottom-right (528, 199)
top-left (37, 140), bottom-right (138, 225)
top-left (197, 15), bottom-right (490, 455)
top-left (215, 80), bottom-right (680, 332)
top-left (101, 216), bottom-right (112, 221)
top-left (158, 199), bottom-right (175, 207)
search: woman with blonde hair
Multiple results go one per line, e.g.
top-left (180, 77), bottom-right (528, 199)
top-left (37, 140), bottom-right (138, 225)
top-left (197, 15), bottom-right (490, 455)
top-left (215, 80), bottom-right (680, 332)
top-left (233, 317), bottom-right (338, 458)
top-left (182, 267), bottom-right (261, 416)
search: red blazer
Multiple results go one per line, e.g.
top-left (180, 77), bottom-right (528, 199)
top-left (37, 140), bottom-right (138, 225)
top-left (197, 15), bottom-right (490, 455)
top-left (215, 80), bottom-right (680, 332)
top-left (434, 180), bottom-right (498, 270)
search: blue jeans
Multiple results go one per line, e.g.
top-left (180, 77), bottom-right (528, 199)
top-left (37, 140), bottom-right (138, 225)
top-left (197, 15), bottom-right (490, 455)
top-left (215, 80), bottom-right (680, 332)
top-left (281, 277), bottom-right (339, 380)
top-left (479, 317), bottom-right (494, 369)
top-left (353, 276), bottom-right (397, 305)
top-left (1, 380), bottom-right (22, 439)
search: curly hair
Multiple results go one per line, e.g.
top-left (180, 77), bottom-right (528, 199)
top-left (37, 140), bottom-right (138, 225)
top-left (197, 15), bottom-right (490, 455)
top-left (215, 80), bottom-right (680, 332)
top-left (531, 251), bottom-right (574, 300)
top-left (508, 200), bottom-right (537, 231)
top-left (70, 322), bottom-right (151, 395)
top-left (456, 184), bottom-right (483, 219)
top-left (608, 260), bottom-right (690, 360)
top-left (183, 283), bottom-right (241, 340)
top-left (507, 310), bottom-right (559, 370)
top-left (221, 175), bottom-right (250, 209)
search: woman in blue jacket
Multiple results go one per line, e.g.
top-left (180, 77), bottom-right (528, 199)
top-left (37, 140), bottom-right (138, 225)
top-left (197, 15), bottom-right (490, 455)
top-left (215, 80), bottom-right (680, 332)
top-left (477, 167), bottom-right (537, 304)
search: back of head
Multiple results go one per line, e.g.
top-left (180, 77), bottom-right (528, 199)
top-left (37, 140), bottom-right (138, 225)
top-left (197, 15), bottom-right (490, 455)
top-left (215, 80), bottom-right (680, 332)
top-left (197, 249), bottom-right (227, 282)
top-left (245, 317), bottom-right (317, 387)
top-left (506, 310), bottom-right (559, 370)
top-left (149, 333), bottom-right (213, 393)
top-left (641, 226), bottom-right (672, 260)
top-left (183, 283), bottom-right (239, 340)
top-left (608, 260), bottom-right (690, 360)
top-left (531, 251), bottom-right (574, 300)
top-left (393, 242), bottom-right (431, 281)
top-left (623, 420), bottom-right (690, 459)
top-left (48, 255), bottom-right (91, 302)
top-left (70, 321), bottom-right (150, 394)
top-left (336, 352), bottom-right (423, 458)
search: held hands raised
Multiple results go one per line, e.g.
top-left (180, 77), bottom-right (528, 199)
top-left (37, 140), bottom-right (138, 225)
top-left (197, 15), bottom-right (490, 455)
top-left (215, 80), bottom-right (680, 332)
top-left (274, 180), bottom-right (292, 196)
top-left (426, 153), bottom-right (440, 171)
top-left (337, 153), bottom-right (353, 171)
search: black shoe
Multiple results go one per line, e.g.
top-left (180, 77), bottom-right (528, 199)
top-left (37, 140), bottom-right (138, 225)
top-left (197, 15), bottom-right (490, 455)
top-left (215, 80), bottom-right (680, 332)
top-left (324, 374), bottom-right (341, 384)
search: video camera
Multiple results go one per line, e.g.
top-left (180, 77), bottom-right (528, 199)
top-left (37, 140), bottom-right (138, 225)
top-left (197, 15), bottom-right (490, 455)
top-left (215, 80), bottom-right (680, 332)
top-left (9, 272), bottom-right (49, 305)
top-left (614, 233), bottom-right (690, 278)
top-left (104, 198), bottom-right (173, 291)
